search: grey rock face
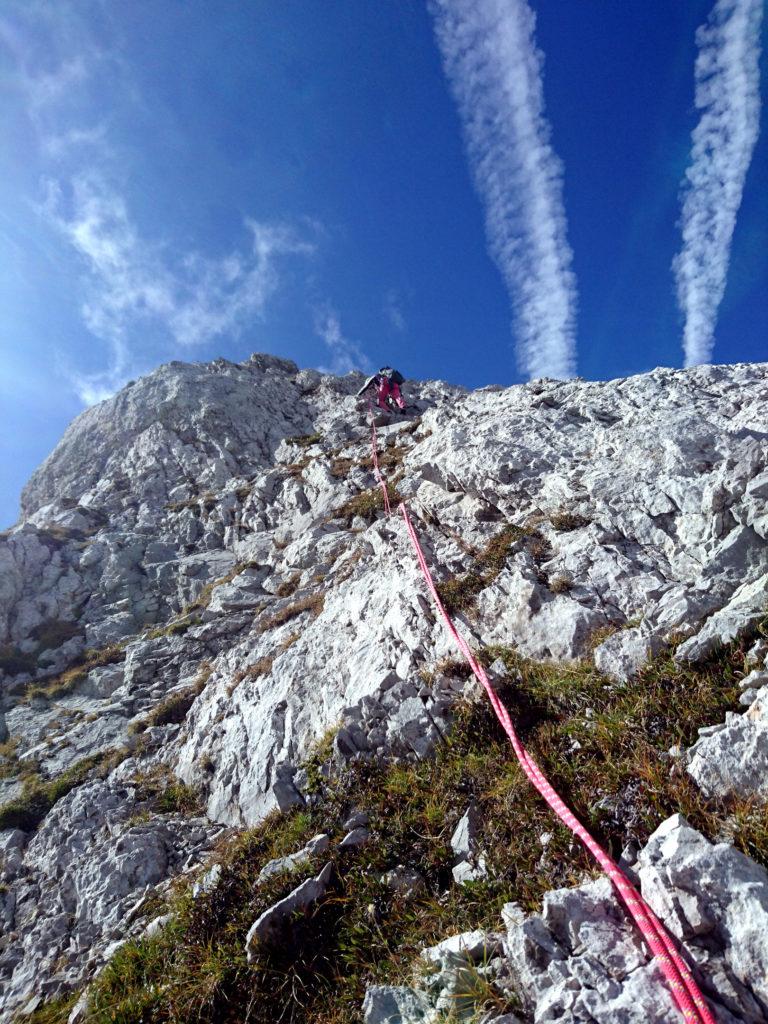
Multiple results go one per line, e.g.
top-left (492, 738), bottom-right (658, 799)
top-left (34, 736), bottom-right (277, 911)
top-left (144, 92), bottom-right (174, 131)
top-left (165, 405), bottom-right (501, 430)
top-left (687, 686), bottom-right (768, 800)
top-left (368, 817), bottom-right (768, 1024)
top-left (638, 815), bottom-right (768, 1017)
top-left (2, 356), bottom-right (768, 1019)
top-left (0, 775), bottom-right (224, 1012)
top-left (257, 833), bottom-right (331, 882)
top-left (362, 985), bottom-right (436, 1024)
top-left (450, 803), bottom-right (489, 884)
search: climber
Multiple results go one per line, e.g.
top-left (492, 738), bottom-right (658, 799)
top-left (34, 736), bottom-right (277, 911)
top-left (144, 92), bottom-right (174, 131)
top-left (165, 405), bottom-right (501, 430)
top-left (356, 367), bottom-right (407, 412)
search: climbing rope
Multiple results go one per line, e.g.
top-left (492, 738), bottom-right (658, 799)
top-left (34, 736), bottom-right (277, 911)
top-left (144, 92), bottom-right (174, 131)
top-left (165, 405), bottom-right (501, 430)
top-left (366, 405), bottom-right (715, 1024)
top-left (368, 397), bottom-right (392, 516)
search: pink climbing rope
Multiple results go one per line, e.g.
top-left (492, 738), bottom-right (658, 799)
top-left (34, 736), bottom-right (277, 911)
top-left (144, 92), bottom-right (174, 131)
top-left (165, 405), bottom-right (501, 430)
top-left (367, 397), bottom-right (392, 516)
top-left (362, 402), bottom-right (714, 1023)
top-left (398, 501), bottom-right (715, 1024)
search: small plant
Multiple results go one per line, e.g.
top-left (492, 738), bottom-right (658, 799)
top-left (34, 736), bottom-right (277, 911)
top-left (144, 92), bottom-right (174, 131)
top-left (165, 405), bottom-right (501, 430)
top-left (283, 458), bottom-right (311, 479)
top-left (330, 456), bottom-right (357, 479)
top-left (165, 497), bottom-right (201, 512)
top-left (549, 574), bottom-right (573, 594)
top-left (586, 623), bottom-right (622, 653)
top-left (227, 655), bottom-right (275, 695)
top-left (142, 614), bottom-right (201, 641)
top-left (435, 524), bottom-right (526, 614)
top-left (278, 631), bottom-right (302, 653)
top-left (25, 641), bottom-right (127, 701)
top-left (0, 737), bottom-right (21, 780)
top-left (526, 532), bottom-right (552, 565)
top-left (181, 562), bottom-right (249, 615)
top-left (259, 593), bottom-right (325, 633)
top-left (329, 478), bottom-right (404, 526)
top-left (275, 573), bottom-right (301, 598)
top-left (129, 680), bottom-right (205, 735)
top-left (550, 509), bottom-right (591, 532)
top-left (286, 432), bottom-right (322, 448)
top-left (129, 765), bottom-right (202, 815)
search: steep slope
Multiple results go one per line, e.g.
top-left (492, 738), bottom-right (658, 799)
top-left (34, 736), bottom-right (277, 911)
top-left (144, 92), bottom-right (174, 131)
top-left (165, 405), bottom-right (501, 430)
top-left (0, 356), bottom-right (767, 1023)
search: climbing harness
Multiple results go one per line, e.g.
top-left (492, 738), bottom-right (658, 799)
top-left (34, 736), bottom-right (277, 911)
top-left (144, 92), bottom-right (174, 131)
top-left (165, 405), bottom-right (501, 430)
top-left (367, 407), bottom-right (715, 1024)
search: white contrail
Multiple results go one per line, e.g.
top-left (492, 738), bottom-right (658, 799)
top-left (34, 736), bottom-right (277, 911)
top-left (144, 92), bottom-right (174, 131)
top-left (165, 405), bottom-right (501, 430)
top-left (673, 0), bottom-right (763, 367)
top-left (430, 0), bottom-right (577, 380)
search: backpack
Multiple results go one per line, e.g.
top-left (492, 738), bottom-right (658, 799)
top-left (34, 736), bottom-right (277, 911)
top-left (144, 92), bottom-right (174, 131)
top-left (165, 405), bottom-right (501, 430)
top-left (380, 367), bottom-right (405, 385)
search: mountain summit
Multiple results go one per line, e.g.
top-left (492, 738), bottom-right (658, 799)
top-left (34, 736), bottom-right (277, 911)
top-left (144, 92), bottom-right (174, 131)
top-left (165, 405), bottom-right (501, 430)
top-left (1, 356), bottom-right (767, 1023)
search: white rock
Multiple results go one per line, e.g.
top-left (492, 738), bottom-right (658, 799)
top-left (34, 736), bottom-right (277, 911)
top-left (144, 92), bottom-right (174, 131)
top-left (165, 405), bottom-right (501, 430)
top-left (362, 985), bottom-right (436, 1024)
top-left (339, 827), bottom-right (370, 850)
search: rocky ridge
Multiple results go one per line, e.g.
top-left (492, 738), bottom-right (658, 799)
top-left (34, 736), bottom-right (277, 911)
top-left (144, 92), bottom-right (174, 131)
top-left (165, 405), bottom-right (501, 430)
top-left (0, 354), bottom-right (767, 1022)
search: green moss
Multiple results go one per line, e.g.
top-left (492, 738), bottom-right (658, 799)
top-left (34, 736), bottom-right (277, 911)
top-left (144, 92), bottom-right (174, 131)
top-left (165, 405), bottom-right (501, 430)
top-left (0, 753), bottom-right (108, 832)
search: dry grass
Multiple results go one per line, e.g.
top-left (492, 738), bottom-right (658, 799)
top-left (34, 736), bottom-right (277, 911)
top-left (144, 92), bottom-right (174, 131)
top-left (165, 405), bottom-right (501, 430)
top-left (548, 574), bottom-right (573, 594)
top-left (328, 477), bottom-right (404, 526)
top-left (549, 509), bottom-right (591, 532)
top-left (283, 459), bottom-right (310, 479)
top-left (275, 573), bottom-right (301, 598)
top-left (128, 764), bottom-right (202, 815)
top-left (260, 593), bottom-right (325, 633)
top-left (0, 752), bottom-right (111, 832)
top-left (435, 524), bottom-right (528, 614)
top-left (129, 678), bottom-right (206, 735)
top-left (286, 432), bottom-right (322, 448)
top-left (26, 642), bottom-right (127, 701)
top-left (227, 656), bottom-right (276, 696)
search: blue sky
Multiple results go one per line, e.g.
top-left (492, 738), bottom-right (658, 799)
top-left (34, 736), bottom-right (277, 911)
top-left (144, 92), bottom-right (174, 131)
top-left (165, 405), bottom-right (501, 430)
top-left (1, 0), bottom-right (766, 528)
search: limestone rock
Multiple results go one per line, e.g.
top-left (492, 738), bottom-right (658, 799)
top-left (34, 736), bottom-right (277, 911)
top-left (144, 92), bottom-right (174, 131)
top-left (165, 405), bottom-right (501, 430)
top-left (687, 687), bottom-right (768, 799)
top-left (257, 833), bottom-right (330, 881)
top-left (362, 985), bottom-right (436, 1024)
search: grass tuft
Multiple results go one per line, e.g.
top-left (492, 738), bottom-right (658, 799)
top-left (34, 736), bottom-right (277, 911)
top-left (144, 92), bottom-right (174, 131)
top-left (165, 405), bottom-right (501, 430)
top-left (549, 510), bottom-right (591, 532)
top-left (26, 642), bottom-right (126, 701)
top-left (435, 524), bottom-right (527, 614)
top-left (286, 432), bottom-right (322, 448)
top-left (0, 752), bottom-right (110, 832)
top-left (259, 593), bottom-right (325, 633)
